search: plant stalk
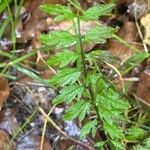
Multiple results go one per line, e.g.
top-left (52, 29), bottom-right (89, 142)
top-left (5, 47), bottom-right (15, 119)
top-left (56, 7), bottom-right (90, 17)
top-left (76, 13), bottom-right (110, 149)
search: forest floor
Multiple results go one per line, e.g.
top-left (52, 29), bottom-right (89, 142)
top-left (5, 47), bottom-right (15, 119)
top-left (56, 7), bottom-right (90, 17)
top-left (0, 0), bottom-right (150, 150)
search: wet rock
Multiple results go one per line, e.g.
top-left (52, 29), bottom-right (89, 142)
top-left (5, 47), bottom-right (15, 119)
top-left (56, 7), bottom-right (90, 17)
top-left (0, 109), bottom-right (19, 135)
top-left (17, 135), bottom-right (52, 150)
top-left (0, 38), bottom-right (12, 50)
top-left (127, 0), bottom-right (148, 19)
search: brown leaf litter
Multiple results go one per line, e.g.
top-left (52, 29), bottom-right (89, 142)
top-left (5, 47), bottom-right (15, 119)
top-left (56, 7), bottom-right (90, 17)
top-left (0, 77), bottom-right (9, 110)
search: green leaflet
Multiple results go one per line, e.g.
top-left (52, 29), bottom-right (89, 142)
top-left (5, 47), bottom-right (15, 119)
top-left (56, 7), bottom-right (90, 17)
top-left (111, 140), bottom-right (125, 150)
top-left (98, 104), bottom-right (122, 125)
top-left (49, 68), bottom-right (81, 86)
top-left (95, 141), bottom-right (106, 148)
top-left (119, 52), bottom-right (150, 75)
top-left (97, 92), bottom-right (129, 111)
top-left (47, 49), bottom-right (78, 68)
top-left (79, 101), bottom-right (91, 121)
top-left (53, 85), bottom-right (84, 104)
top-left (103, 121), bottom-right (124, 139)
top-left (81, 3), bottom-right (115, 21)
top-left (84, 26), bottom-right (117, 44)
top-left (40, 4), bottom-right (75, 22)
top-left (126, 127), bottom-right (146, 141)
top-left (86, 50), bottom-right (121, 65)
top-left (80, 119), bottom-right (97, 139)
top-left (39, 31), bottom-right (76, 48)
top-left (64, 100), bottom-right (89, 120)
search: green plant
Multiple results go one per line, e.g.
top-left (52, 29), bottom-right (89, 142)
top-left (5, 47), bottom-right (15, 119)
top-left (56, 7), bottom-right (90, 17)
top-left (39, 1), bottom-right (131, 149)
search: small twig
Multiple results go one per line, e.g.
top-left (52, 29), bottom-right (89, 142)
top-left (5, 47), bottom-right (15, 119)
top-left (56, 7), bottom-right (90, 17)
top-left (123, 77), bottom-right (139, 81)
top-left (104, 62), bottom-right (125, 93)
top-left (134, 0), bottom-right (148, 53)
top-left (38, 107), bottom-right (95, 150)
top-left (40, 105), bottom-right (56, 150)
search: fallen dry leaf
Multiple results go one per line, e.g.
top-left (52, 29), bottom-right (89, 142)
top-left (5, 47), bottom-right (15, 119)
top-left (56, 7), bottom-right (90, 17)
top-left (136, 66), bottom-right (150, 104)
top-left (17, 0), bottom-right (66, 43)
top-left (106, 21), bottom-right (143, 63)
top-left (0, 77), bottom-right (9, 110)
top-left (141, 13), bottom-right (150, 45)
top-left (0, 129), bottom-right (16, 150)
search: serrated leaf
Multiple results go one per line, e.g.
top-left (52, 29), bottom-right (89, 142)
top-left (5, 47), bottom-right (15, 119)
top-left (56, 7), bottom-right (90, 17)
top-left (49, 68), bottom-right (81, 86)
top-left (80, 119), bottom-right (97, 139)
top-left (98, 105), bottom-right (121, 125)
top-left (103, 121), bottom-right (124, 139)
top-left (81, 3), bottom-right (115, 21)
top-left (64, 101), bottom-right (86, 120)
top-left (84, 26), bottom-right (117, 44)
top-left (40, 4), bottom-right (75, 22)
top-left (47, 49), bottom-right (78, 68)
top-left (96, 75), bottom-right (130, 111)
top-left (97, 92), bottom-right (130, 111)
top-left (79, 101), bottom-right (91, 121)
top-left (119, 52), bottom-right (150, 75)
top-left (95, 141), bottom-right (106, 147)
top-left (53, 85), bottom-right (84, 104)
top-left (86, 50), bottom-right (121, 65)
top-left (88, 73), bottom-right (129, 144)
top-left (126, 127), bottom-right (146, 141)
top-left (39, 30), bottom-right (76, 48)
top-left (111, 140), bottom-right (125, 150)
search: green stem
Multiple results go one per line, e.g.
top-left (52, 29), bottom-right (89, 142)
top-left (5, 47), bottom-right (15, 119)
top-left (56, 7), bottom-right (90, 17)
top-left (76, 13), bottom-right (110, 149)
top-left (76, 16), bottom-right (82, 71)
top-left (76, 14), bottom-right (86, 79)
